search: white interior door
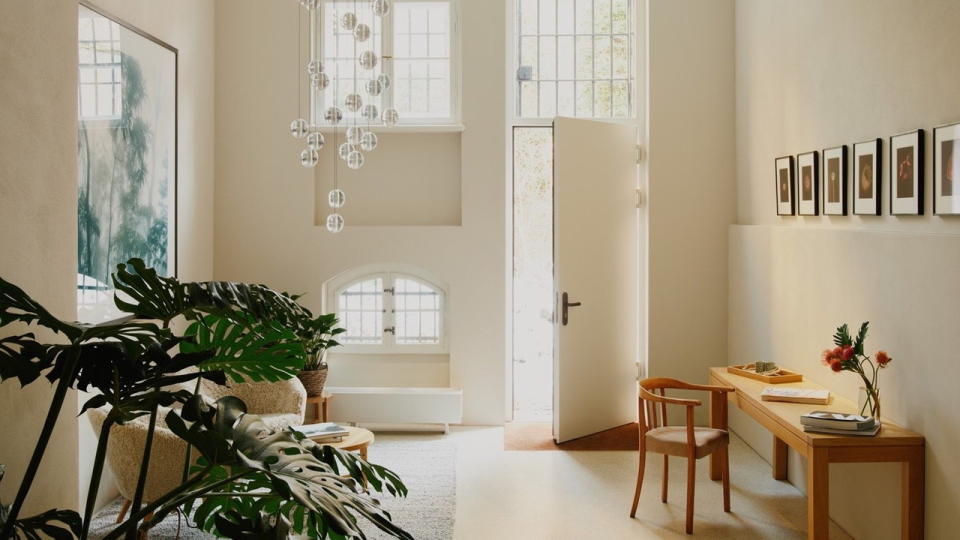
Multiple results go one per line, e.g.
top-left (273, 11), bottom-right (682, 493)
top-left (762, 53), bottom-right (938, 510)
top-left (553, 117), bottom-right (639, 443)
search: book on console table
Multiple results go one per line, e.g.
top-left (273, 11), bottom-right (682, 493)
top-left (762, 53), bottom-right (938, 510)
top-left (760, 387), bottom-right (830, 404)
top-left (299, 422), bottom-right (350, 442)
top-left (803, 423), bottom-right (880, 436)
top-left (801, 411), bottom-right (877, 431)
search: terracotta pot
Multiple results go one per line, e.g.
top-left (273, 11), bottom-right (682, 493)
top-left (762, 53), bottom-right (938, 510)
top-left (297, 366), bottom-right (328, 397)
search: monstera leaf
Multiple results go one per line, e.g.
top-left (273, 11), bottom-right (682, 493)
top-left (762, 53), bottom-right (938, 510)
top-left (0, 277), bottom-right (80, 339)
top-left (0, 465), bottom-right (81, 540)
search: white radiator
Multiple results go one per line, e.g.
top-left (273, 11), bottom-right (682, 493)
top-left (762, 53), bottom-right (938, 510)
top-left (325, 386), bottom-right (462, 432)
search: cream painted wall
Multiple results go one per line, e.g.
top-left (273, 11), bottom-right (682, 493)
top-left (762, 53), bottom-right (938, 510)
top-left (214, 0), bottom-right (506, 424)
top-left (646, 0), bottom-right (735, 406)
top-left (0, 0), bottom-right (80, 516)
top-left (733, 1), bottom-right (960, 538)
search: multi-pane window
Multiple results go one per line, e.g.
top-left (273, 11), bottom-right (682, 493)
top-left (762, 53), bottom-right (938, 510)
top-left (334, 272), bottom-right (445, 351)
top-left (78, 11), bottom-right (122, 119)
top-left (515, 0), bottom-right (633, 119)
top-left (322, 0), bottom-right (457, 125)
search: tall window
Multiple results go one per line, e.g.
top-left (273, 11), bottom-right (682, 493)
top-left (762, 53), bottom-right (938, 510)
top-left (78, 11), bottom-right (122, 119)
top-left (333, 271), bottom-right (446, 352)
top-left (514, 0), bottom-right (634, 120)
top-left (322, 0), bottom-right (458, 125)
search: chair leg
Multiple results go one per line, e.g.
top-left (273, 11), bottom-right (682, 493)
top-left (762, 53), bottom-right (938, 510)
top-left (116, 499), bottom-right (131, 524)
top-left (661, 454), bottom-right (669, 502)
top-left (721, 445), bottom-right (731, 513)
top-left (630, 450), bottom-right (647, 517)
top-left (137, 511), bottom-right (154, 540)
top-left (686, 455), bottom-right (696, 534)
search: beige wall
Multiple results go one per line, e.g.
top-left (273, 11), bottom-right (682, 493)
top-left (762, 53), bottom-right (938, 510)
top-left (214, 0), bottom-right (506, 424)
top-left (733, 1), bottom-right (960, 537)
top-left (646, 0), bottom-right (736, 402)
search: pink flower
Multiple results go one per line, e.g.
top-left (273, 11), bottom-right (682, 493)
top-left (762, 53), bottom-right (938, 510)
top-left (876, 350), bottom-right (892, 368)
top-left (841, 346), bottom-right (855, 361)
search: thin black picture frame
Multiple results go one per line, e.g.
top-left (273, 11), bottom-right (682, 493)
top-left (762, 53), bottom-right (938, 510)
top-left (774, 155), bottom-right (795, 216)
top-left (889, 129), bottom-right (924, 216)
top-left (821, 145), bottom-right (847, 216)
top-left (932, 121), bottom-right (960, 216)
top-left (796, 151), bottom-right (819, 216)
top-left (853, 138), bottom-right (882, 216)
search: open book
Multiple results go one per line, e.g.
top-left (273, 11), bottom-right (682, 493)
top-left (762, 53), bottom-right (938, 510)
top-left (760, 387), bottom-right (830, 404)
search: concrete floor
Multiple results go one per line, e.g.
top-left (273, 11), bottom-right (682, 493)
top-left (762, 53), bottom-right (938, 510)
top-left (375, 427), bottom-right (852, 539)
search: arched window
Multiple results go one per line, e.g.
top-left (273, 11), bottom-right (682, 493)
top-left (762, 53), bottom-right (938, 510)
top-left (328, 267), bottom-right (447, 353)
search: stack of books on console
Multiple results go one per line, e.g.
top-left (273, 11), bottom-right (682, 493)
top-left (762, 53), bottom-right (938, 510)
top-left (298, 422), bottom-right (350, 443)
top-left (800, 411), bottom-right (880, 436)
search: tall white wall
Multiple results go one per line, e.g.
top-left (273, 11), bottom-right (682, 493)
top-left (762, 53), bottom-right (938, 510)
top-left (733, 1), bottom-right (960, 538)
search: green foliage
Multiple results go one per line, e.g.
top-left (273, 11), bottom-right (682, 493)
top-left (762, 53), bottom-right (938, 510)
top-left (0, 465), bottom-right (82, 540)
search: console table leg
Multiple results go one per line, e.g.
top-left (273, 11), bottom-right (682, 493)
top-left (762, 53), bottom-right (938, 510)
top-left (901, 447), bottom-right (924, 539)
top-left (773, 435), bottom-right (788, 481)
top-left (709, 391), bottom-right (723, 481)
top-left (807, 447), bottom-right (829, 540)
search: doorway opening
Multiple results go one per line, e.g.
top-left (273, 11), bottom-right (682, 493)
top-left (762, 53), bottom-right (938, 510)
top-left (511, 126), bottom-right (554, 422)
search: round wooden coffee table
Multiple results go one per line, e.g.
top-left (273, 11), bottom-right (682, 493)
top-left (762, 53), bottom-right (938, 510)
top-left (315, 426), bottom-right (375, 460)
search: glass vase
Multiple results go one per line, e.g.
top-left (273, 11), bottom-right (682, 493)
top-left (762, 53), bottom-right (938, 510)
top-left (858, 386), bottom-right (881, 419)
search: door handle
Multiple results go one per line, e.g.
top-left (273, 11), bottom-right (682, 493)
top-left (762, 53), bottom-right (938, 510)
top-left (561, 292), bottom-right (582, 326)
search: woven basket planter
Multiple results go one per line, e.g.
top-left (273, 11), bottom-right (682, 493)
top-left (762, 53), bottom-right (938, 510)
top-left (297, 367), bottom-right (328, 397)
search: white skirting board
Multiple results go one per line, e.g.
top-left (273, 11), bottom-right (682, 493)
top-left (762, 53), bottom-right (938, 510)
top-left (325, 386), bottom-right (463, 432)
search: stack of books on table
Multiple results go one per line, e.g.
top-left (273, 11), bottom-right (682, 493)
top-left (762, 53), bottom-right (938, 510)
top-left (299, 422), bottom-right (350, 443)
top-left (800, 411), bottom-right (880, 436)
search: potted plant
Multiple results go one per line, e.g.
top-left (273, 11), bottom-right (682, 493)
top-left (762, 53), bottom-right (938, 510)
top-left (821, 321), bottom-right (893, 418)
top-left (295, 312), bottom-right (345, 397)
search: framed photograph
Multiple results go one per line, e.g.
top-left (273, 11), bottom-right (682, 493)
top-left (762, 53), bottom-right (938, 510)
top-left (77, 2), bottom-right (178, 323)
top-left (934, 122), bottom-right (960, 215)
top-left (796, 151), bottom-right (819, 215)
top-left (774, 155), bottom-right (794, 216)
top-left (853, 139), bottom-right (881, 215)
top-left (889, 129), bottom-right (924, 215)
top-left (822, 145), bottom-right (847, 215)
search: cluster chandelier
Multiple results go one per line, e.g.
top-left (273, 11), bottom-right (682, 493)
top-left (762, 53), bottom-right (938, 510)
top-left (291, 0), bottom-right (399, 233)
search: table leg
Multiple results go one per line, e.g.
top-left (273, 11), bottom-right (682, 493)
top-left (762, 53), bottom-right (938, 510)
top-left (901, 446), bottom-right (924, 540)
top-left (773, 435), bottom-right (788, 481)
top-left (709, 391), bottom-right (723, 481)
top-left (321, 399), bottom-right (328, 422)
top-left (807, 447), bottom-right (829, 540)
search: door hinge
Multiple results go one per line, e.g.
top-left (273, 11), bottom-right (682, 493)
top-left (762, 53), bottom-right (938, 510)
top-left (636, 189), bottom-right (645, 208)
top-left (635, 144), bottom-right (644, 164)
top-left (383, 287), bottom-right (395, 295)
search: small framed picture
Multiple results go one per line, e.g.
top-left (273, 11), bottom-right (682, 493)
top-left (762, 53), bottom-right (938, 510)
top-left (853, 139), bottom-right (881, 215)
top-left (796, 151), bottom-right (819, 215)
top-left (774, 155), bottom-right (794, 215)
top-left (822, 145), bottom-right (847, 215)
top-left (934, 122), bottom-right (960, 215)
top-left (890, 129), bottom-right (924, 215)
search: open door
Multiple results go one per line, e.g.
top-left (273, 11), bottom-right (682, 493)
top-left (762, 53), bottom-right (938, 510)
top-left (553, 117), bottom-right (639, 443)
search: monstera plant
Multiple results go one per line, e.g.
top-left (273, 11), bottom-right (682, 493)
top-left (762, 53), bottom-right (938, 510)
top-left (0, 259), bottom-right (410, 539)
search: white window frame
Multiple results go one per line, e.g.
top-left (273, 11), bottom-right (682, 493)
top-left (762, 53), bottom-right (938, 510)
top-left (325, 266), bottom-right (448, 354)
top-left (320, 0), bottom-right (462, 130)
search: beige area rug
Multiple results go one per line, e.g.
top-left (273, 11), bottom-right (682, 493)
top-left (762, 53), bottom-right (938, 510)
top-left (504, 421), bottom-right (639, 451)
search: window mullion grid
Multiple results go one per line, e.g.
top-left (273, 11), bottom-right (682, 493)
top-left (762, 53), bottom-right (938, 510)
top-left (384, 274), bottom-right (396, 347)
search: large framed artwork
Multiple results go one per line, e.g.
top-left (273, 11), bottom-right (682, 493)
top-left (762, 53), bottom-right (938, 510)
top-left (822, 145), bottom-right (847, 216)
top-left (890, 129), bottom-right (924, 215)
top-left (775, 155), bottom-right (794, 216)
top-left (796, 151), bottom-right (819, 216)
top-left (77, 2), bottom-right (177, 323)
top-left (934, 121), bottom-right (960, 215)
top-left (853, 138), bottom-right (881, 215)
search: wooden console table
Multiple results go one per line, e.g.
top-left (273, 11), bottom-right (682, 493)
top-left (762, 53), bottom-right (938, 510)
top-left (708, 367), bottom-right (924, 539)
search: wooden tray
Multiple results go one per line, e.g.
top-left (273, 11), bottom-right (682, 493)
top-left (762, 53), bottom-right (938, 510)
top-left (726, 364), bottom-right (803, 383)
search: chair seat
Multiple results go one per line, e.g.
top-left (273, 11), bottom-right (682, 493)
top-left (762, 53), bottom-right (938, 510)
top-left (645, 426), bottom-right (729, 459)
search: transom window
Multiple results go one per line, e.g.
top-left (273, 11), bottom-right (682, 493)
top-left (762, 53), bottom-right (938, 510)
top-left (78, 10), bottom-right (122, 119)
top-left (333, 271), bottom-right (446, 352)
top-left (322, 0), bottom-right (458, 125)
top-left (514, 0), bottom-right (634, 120)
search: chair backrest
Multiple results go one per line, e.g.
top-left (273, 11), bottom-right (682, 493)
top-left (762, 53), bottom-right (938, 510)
top-left (638, 385), bottom-right (669, 433)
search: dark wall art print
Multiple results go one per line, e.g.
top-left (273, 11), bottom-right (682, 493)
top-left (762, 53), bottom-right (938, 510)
top-left (934, 121), bottom-right (960, 215)
top-left (77, 2), bottom-right (177, 323)
top-left (822, 145), bottom-right (847, 216)
top-left (853, 138), bottom-right (881, 215)
top-left (797, 151), bottom-right (819, 216)
top-left (775, 155), bottom-right (795, 216)
top-left (889, 129), bottom-right (924, 215)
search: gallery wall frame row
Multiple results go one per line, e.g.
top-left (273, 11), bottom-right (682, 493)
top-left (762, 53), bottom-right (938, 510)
top-left (774, 122), bottom-right (960, 217)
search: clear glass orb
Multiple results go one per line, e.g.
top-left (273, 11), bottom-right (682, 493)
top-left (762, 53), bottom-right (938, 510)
top-left (300, 0), bottom-right (319, 10)
top-left (353, 23), bottom-right (371, 42)
top-left (372, 0), bottom-right (391, 17)
top-left (311, 72), bottom-right (330, 89)
top-left (338, 142), bottom-right (355, 161)
top-left (365, 78), bottom-right (383, 96)
top-left (346, 126), bottom-right (363, 145)
top-left (290, 118), bottom-right (308, 139)
top-left (346, 150), bottom-right (364, 170)
top-left (326, 213), bottom-right (344, 233)
top-left (307, 60), bottom-right (324, 75)
top-left (359, 50), bottom-right (378, 70)
top-left (340, 12), bottom-right (358, 30)
top-left (381, 108), bottom-right (400, 127)
top-left (377, 73), bottom-right (392, 90)
top-left (361, 104), bottom-right (379, 121)
top-left (328, 189), bottom-right (346, 209)
top-left (306, 131), bottom-right (325, 151)
top-left (359, 131), bottom-right (378, 152)
top-left (324, 107), bottom-right (343, 125)
top-left (300, 148), bottom-right (319, 168)
top-left (344, 93), bottom-right (363, 112)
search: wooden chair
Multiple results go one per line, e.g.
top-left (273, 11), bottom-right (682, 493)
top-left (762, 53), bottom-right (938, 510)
top-left (629, 378), bottom-right (735, 534)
